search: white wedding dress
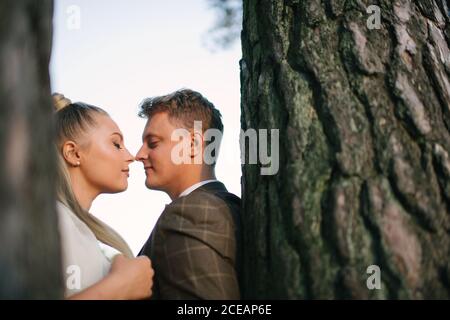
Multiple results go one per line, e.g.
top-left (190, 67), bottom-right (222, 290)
top-left (57, 201), bottom-right (119, 297)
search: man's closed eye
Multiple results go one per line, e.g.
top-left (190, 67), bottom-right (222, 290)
top-left (148, 142), bottom-right (158, 149)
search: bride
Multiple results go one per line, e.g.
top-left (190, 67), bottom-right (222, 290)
top-left (53, 93), bottom-right (153, 299)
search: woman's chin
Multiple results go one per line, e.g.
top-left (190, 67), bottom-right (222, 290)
top-left (104, 183), bottom-right (128, 194)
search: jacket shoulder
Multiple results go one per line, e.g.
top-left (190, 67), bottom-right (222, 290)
top-left (167, 189), bottom-right (236, 224)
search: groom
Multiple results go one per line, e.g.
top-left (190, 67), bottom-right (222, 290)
top-left (136, 89), bottom-right (241, 299)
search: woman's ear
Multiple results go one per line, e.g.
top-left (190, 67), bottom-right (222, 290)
top-left (62, 141), bottom-right (81, 167)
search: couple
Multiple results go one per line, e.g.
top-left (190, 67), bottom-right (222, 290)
top-left (54, 89), bottom-right (241, 300)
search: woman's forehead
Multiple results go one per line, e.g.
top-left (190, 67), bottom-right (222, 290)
top-left (94, 113), bottom-right (121, 134)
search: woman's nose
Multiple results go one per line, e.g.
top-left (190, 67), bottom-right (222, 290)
top-left (125, 149), bottom-right (135, 163)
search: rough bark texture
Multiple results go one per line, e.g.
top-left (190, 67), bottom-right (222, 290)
top-left (241, 0), bottom-right (450, 299)
top-left (0, 0), bottom-right (62, 298)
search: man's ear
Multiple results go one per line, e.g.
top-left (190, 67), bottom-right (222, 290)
top-left (62, 141), bottom-right (81, 167)
top-left (190, 131), bottom-right (203, 159)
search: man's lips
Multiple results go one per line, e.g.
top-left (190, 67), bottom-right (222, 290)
top-left (122, 169), bottom-right (130, 177)
top-left (144, 166), bottom-right (153, 174)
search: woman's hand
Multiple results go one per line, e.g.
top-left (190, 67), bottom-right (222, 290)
top-left (69, 254), bottom-right (154, 300)
top-left (109, 254), bottom-right (154, 300)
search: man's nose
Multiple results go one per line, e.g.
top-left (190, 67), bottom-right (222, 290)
top-left (135, 145), bottom-right (147, 161)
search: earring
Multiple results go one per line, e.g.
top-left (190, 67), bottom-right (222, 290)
top-left (75, 161), bottom-right (80, 167)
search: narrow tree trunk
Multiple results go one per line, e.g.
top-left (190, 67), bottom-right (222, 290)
top-left (241, 0), bottom-right (450, 299)
top-left (0, 0), bottom-right (62, 298)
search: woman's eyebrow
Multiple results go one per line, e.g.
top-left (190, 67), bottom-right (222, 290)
top-left (111, 132), bottom-right (124, 141)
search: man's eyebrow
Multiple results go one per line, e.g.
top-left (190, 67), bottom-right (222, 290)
top-left (111, 132), bottom-right (124, 141)
top-left (142, 132), bottom-right (163, 142)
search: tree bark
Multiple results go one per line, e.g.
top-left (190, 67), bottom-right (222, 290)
top-left (0, 0), bottom-right (62, 298)
top-left (241, 0), bottom-right (450, 299)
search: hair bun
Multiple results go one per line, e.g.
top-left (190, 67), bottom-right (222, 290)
top-left (52, 93), bottom-right (72, 111)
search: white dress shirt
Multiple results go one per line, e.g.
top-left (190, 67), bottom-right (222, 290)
top-left (178, 179), bottom-right (218, 198)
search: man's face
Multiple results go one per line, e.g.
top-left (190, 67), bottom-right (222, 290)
top-left (135, 112), bottom-right (184, 193)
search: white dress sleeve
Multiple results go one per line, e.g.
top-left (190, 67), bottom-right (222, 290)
top-left (57, 202), bottom-right (112, 298)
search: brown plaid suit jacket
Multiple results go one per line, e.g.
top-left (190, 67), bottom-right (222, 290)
top-left (139, 181), bottom-right (242, 299)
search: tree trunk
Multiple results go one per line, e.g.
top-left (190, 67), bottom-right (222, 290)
top-left (0, 0), bottom-right (62, 298)
top-left (241, 0), bottom-right (450, 299)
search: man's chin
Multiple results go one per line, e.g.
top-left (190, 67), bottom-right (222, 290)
top-left (145, 180), bottom-right (162, 191)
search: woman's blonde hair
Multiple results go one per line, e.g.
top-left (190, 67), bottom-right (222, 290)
top-left (52, 93), bottom-right (133, 258)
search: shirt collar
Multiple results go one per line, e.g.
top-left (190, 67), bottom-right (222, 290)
top-left (178, 179), bottom-right (218, 198)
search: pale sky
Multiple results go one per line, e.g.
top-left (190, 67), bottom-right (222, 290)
top-left (50, 0), bottom-right (242, 255)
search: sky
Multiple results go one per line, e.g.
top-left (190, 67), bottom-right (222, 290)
top-left (50, 0), bottom-right (242, 255)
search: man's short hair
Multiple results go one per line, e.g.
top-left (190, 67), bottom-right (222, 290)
top-left (138, 89), bottom-right (223, 134)
top-left (138, 89), bottom-right (224, 166)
